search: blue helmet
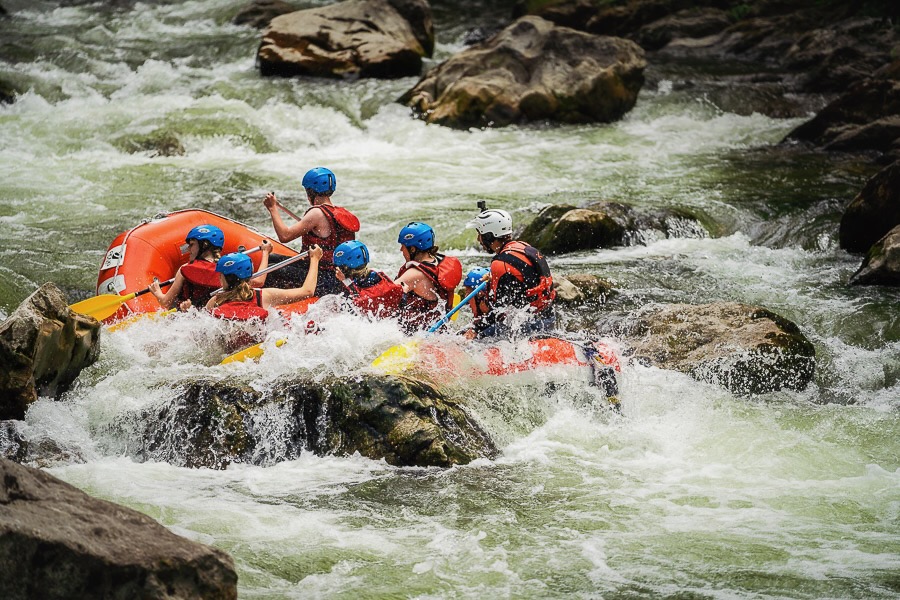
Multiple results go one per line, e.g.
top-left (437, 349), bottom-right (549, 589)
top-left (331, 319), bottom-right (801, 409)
top-left (333, 240), bottom-right (369, 270)
top-left (464, 266), bottom-right (490, 288)
top-left (216, 252), bottom-right (253, 279)
top-left (302, 167), bottom-right (336, 194)
top-left (398, 222), bottom-right (435, 251)
top-left (186, 224), bottom-right (224, 249)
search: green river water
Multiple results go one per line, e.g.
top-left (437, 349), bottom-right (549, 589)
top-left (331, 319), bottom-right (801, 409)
top-left (1, 1), bottom-right (899, 598)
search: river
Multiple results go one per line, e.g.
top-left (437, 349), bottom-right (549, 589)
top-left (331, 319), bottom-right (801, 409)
top-left (1, 1), bottom-right (899, 598)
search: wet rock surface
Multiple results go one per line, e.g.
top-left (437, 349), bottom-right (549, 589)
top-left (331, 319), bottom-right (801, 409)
top-left (0, 457), bottom-right (238, 600)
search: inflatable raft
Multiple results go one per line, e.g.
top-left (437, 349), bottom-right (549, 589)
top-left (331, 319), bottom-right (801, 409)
top-left (372, 336), bottom-right (621, 397)
top-left (96, 209), bottom-right (302, 322)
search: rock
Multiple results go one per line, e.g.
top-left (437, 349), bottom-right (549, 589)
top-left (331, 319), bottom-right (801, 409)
top-left (232, 0), bottom-right (296, 29)
top-left (0, 284), bottom-right (101, 421)
top-left (0, 78), bottom-right (14, 104)
top-left (0, 421), bottom-right (27, 463)
top-left (257, 0), bottom-right (434, 79)
top-left (128, 374), bottom-right (497, 469)
top-left (399, 15), bottom-right (646, 129)
top-left (636, 8), bottom-right (731, 51)
top-left (553, 274), bottom-right (616, 308)
top-left (839, 161), bottom-right (900, 253)
top-left (0, 458), bottom-right (237, 600)
top-left (114, 129), bottom-right (186, 157)
top-left (596, 302), bottom-right (816, 396)
top-left (849, 225), bottom-right (900, 286)
top-left (785, 76), bottom-right (900, 156)
top-left (520, 201), bottom-right (707, 254)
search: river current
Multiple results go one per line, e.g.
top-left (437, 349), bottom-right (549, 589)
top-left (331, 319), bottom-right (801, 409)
top-left (1, 1), bottom-right (899, 598)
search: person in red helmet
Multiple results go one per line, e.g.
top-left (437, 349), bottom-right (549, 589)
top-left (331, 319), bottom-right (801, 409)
top-left (263, 167), bottom-right (360, 296)
top-left (466, 208), bottom-right (556, 338)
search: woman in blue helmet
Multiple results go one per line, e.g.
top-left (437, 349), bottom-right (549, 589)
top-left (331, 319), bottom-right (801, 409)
top-left (205, 245), bottom-right (323, 319)
top-left (149, 224), bottom-right (273, 310)
top-left (333, 240), bottom-right (403, 319)
top-left (262, 167), bottom-right (360, 296)
top-left (394, 222), bottom-right (462, 333)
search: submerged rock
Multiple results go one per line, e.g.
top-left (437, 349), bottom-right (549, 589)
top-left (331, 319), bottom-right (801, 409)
top-left (0, 284), bottom-right (101, 421)
top-left (520, 201), bottom-right (708, 254)
top-left (257, 0), bottom-right (434, 79)
top-left (849, 225), bottom-right (900, 286)
top-left (0, 458), bottom-right (237, 600)
top-left (400, 15), bottom-right (646, 129)
top-left (113, 129), bottom-right (186, 157)
top-left (129, 374), bottom-right (497, 469)
top-left (596, 302), bottom-right (816, 396)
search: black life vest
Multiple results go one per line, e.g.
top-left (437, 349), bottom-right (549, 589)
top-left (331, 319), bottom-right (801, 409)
top-left (491, 241), bottom-right (555, 313)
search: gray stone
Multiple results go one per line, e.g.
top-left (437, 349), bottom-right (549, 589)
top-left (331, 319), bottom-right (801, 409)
top-left (0, 457), bottom-right (237, 600)
top-left (258, 0), bottom-right (433, 79)
top-left (0, 283), bottom-right (101, 420)
top-left (849, 225), bottom-right (900, 286)
top-left (400, 16), bottom-right (646, 129)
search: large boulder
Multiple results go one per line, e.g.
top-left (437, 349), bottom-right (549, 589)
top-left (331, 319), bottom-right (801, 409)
top-left (126, 374), bottom-right (497, 469)
top-left (0, 458), bottom-right (237, 600)
top-left (0, 284), bottom-right (101, 421)
top-left (257, 0), bottom-right (434, 79)
top-left (520, 201), bottom-right (708, 254)
top-left (785, 74), bottom-right (900, 158)
top-left (399, 15), bottom-right (646, 129)
top-left (232, 0), bottom-right (296, 29)
top-left (839, 161), bottom-right (900, 253)
top-left (849, 225), bottom-right (900, 286)
top-left (596, 302), bottom-right (816, 396)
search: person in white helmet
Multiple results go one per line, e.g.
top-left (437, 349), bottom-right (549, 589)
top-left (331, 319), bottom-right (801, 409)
top-left (465, 208), bottom-right (556, 339)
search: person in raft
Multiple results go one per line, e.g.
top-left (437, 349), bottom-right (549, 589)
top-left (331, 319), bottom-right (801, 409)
top-left (459, 266), bottom-right (492, 340)
top-left (394, 222), bottom-right (462, 333)
top-left (205, 245), bottom-right (323, 319)
top-left (148, 224), bottom-right (273, 311)
top-left (332, 240), bottom-right (404, 320)
top-left (465, 208), bottom-right (556, 338)
top-left (262, 167), bottom-right (360, 296)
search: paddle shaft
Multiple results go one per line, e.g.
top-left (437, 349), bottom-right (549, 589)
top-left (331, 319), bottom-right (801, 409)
top-left (212, 250), bottom-right (309, 294)
top-left (427, 280), bottom-right (488, 333)
top-left (277, 200), bottom-right (303, 222)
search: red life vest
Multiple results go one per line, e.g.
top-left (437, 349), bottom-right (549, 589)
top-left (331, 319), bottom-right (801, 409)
top-left (352, 271), bottom-right (403, 319)
top-left (491, 241), bottom-right (556, 312)
top-left (211, 289), bottom-right (269, 321)
top-left (396, 254), bottom-right (462, 331)
top-left (301, 204), bottom-right (360, 269)
top-left (179, 259), bottom-right (220, 307)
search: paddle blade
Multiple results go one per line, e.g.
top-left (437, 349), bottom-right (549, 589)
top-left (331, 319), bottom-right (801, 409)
top-left (221, 338), bottom-right (286, 364)
top-left (450, 293), bottom-right (462, 321)
top-left (106, 308), bottom-right (177, 332)
top-left (370, 340), bottom-right (420, 375)
top-left (69, 292), bottom-right (137, 321)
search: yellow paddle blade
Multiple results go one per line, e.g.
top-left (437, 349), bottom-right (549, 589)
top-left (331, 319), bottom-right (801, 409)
top-left (370, 340), bottom-right (420, 375)
top-left (450, 293), bottom-right (462, 321)
top-left (69, 292), bottom-right (138, 321)
top-left (221, 338), bottom-right (286, 365)
top-left (105, 308), bottom-right (177, 332)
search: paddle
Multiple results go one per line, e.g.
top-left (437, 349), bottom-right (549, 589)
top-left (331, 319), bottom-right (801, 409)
top-left (371, 280), bottom-right (488, 373)
top-left (221, 338), bottom-right (287, 365)
top-left (69, 244), bottom-right (267, 321)
top-left (210, 250), bottom-right (309, 295)
top-left (276, 199), bottom-right (303, 222)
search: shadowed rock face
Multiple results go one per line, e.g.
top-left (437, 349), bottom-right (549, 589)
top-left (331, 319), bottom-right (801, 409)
top-left (400, 15), bottom-right (646, 129)
top-left (839, 161), bottom-right (900, 254)
top-left (128, 373), bottom-right (497, 469)
top-left (0, 283), bottom-right (101, 420)
top-left (257, 0), bottom-right (433, 79)
top-left (0, 457), bottom-right (237, 600)
top-left (596, 302), bottom-right (816, 396)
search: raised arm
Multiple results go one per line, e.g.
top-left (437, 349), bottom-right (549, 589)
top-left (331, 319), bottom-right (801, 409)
top-left (261, 245), bottom-right (323, 308)
top-left (264, 192), bottom-right (307, 243)
top-left (249, 239), bottom-right (273, 287)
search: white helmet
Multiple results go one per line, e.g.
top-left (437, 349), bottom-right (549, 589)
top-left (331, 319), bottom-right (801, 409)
top-left (467, 209), bottom-right (512, 237)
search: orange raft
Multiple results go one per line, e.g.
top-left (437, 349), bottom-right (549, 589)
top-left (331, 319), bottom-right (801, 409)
top-left (96, 209), bottom-right (306, 323)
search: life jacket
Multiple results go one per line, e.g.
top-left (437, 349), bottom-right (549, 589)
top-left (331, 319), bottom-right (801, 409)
top-left (179, 259), bottom-right (220, 307)
top-left (211, 288), bottom-right (269, 321)
top-left (350, 271), bottom-right (403, 319)
top-left (467, 291), bottom-right (492, 333)
top-left (396, 254), bottom-right (462, 332)
top-left (301, 204), bottom-right (361, 270)
top-left (491, 241), bottom-right (556, 313)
